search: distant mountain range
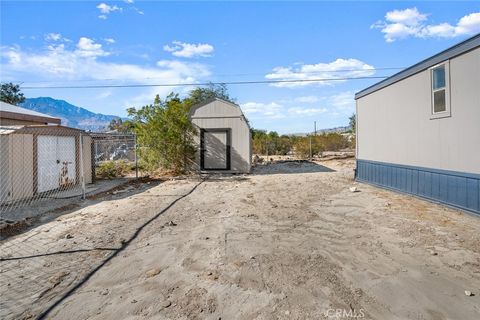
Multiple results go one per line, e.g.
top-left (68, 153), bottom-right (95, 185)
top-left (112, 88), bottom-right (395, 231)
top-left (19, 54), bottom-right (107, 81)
top-left (20, 97), bottom-right (121, 131)
top-left (292, 126), bottom-right (352, 137)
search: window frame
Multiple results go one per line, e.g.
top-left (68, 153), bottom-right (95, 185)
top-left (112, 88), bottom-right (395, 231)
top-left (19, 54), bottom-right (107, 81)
top-left (430, 61), bottom-right (451, 119)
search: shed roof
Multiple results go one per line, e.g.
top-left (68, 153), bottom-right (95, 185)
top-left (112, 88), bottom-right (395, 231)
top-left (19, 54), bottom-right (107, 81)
top-left (355, 34), bottom-right (480, 100)
top-left (0, 125), bottom-right (24, 135)
top-left (0, 124), bottom-right (84, 135)
top-left (0, 101), bottom-right (61, 124)
top-left (188, 97), bottom-right (251, 128)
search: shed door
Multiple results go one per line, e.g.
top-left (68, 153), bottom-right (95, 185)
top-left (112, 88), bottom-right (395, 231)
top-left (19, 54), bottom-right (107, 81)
top-left (201, 129), bottom-right (231, 170)
top-left (37, 136), bottom-right (76, 193)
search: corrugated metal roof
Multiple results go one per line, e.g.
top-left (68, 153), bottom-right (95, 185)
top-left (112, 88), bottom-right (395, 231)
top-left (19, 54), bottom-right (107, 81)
top-left (0, 124), bottom-right (85, 135)
top-left (0, 101), bottom-right (59, 120)
top-left (0, 125), bottom-right (25, 135)
top-left (355, 34), bottom-right (480, 100)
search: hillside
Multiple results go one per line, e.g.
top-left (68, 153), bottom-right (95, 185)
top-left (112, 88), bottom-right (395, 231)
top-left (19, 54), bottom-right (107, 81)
top-left (20, 97), bottom-right (120, 131)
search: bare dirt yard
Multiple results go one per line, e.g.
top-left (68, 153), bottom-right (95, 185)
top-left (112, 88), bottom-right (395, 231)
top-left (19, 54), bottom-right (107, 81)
top-left (1, 159), bottom-right (479, 320)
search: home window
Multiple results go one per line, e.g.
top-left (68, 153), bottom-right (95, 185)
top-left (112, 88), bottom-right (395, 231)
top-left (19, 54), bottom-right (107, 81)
top-left (430, 61), bottom-right (450, 118)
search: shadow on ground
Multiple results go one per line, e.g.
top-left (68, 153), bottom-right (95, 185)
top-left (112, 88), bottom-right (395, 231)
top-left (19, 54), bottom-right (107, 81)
top-left (253, 160), bottom-right (335, 175)
top-left (0, 177), bottom-right (163, 240)
top-left (0, 177), bottom-right (197, 320)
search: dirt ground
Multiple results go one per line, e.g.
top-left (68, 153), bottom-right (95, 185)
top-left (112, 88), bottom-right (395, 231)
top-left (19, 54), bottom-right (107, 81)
top-left (1, 159), bottom-right (479, 320)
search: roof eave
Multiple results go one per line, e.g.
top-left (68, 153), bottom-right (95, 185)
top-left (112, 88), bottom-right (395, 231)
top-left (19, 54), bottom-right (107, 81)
top-left (355, 33), bottom-right (480, 100)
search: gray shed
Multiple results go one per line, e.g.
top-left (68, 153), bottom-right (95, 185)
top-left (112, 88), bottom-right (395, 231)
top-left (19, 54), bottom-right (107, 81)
top-left (0, 125), bottom-right (92, 204)
top-left (189, 98), bottom-right (251, 173)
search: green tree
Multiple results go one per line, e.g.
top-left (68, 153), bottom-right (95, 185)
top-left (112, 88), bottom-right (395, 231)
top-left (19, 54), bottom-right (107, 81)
top-left (349, 113), bottom-right (356, 133)
top-left (128, 93), bottom-right (197, 174)
top-left (0, 82), bottom-right (25, 105)
top-left (127, 84), bottom-right (237, 174)
top-left (107, 118), bottom-right (134, 133)
top-left (185, 83), bottom-right (235, 106)
top-left (251, 129), bottom-right (294, 155)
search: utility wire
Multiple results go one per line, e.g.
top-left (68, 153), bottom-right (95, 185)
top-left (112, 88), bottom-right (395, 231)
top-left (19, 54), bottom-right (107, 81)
top-left (16, 67), bottom-right (405, 84)
top-left (21, 75), bottom-right (389, 90)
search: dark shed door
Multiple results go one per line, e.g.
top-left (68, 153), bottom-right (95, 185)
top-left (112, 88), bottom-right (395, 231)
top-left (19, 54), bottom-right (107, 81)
top-left (201, 129), bottom-right (231, 170)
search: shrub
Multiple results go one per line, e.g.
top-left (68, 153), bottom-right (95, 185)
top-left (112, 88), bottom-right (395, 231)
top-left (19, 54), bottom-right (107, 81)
top-left (96, 160), bottom-right (130, 179)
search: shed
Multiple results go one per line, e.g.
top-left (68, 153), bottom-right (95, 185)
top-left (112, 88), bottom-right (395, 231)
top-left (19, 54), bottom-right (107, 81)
top-left (189, 98), bottom-right (251, 173)
top-left (0, 101), bottom-right (61, 126)
top-left (355, 34), bottom-right (480, 214)
top-left (0, 125), bottom-right (92, 204)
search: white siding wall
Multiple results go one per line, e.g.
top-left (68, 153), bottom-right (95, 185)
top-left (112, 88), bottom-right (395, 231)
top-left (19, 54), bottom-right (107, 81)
top-left (82, 135), bottom-right (93, 184)
top-left (0, 134), bottom-right (34, 203)
top-left (357, 48), bottom-right (480, 174)
top-left (0, 135), bottom-right (10, 202)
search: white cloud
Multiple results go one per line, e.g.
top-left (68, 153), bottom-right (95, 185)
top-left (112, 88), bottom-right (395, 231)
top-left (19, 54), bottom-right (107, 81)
top-left (373, 8), bottom-right (480, 42)
top-left (133, 7), bottom-right (144, 15)
top-left (104, 38), bottom-right (116, 44)
top-left (124, 0), bottom-right (134, 3)
top-left (241, 102), bottom-right (285, 119)
top-left (295, 96), bottom-right (320, 103)
top-left (385, 7), bottom-right (427, 25)
top-left (329, 91), bottom-right (355, 115)
top-left (265, 58), bottom-right (375, 88)
top-left (1, 38), bottom-right (211, 108)
top-left (45, 33), bottom-right (62, 41)
top-left (163, 41), bottom-right (214, 58)
top-left (288, 107), bottom-right (327, 116)
top-left (97, 3), bottom-right (121, 14)
top-left (75, 37), bottom-right (109, 57)
top-left (96, 3), bottom-right (122, 19)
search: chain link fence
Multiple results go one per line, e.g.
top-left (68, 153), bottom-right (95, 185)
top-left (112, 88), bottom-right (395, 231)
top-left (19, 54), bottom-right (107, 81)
top-left (0, 127), bottom-right (147, 319)
top-left (91, 132), bottom-right (140, 181)
top-left (0, 130), bottom-right (143, 222)
top-left (0, 126), bottom-right (93, 221)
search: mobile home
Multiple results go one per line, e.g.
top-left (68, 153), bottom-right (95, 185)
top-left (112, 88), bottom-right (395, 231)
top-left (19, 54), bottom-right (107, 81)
top-left (355, 34), bottom-right (480, 214)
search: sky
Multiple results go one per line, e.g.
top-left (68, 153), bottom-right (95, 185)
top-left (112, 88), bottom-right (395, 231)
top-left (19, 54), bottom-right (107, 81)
top-left (1, 1), bottom-right (479, 133)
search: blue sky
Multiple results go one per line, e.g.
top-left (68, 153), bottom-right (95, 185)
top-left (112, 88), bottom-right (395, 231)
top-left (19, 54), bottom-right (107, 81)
top-left (1, 1), bottom-right (479, 133)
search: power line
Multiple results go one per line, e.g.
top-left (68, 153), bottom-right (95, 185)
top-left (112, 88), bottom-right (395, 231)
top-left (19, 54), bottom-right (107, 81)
top-left (21, 75), bottom-right (389, 90)
top-left (15, 67), bottom-right (405, 84)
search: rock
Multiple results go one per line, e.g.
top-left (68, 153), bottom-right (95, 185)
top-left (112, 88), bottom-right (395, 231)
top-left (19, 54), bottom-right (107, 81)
top-left (160, 300), bottom-right (172, 308)
top-left (207, 271), bottom-right (213, 276)
top-left (65, 233), bottom-right (73, 239)
top-left (100, 289), bottom-right (109, 295)
top-left (145, 267), bottom-right (162, 278)
top-left (131, 299), bottom-right (138, 303)
top-left (250, 256), bottom-right (255, 260)
top-left (431, 252), bottom-right (438, 256)
top-left (465, 290), bottom-right (473, 296)
top-left (349, 187), bottom-right (359, 193)
top-left (165, 221), bottom-right (177, 227)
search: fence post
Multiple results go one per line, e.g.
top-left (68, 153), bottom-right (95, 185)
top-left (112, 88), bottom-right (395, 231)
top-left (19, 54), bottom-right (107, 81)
top-left (134, 134), bottom-right (138, 179)
top-left (79, 133), bottom-right (86, 199)
top-left (309, 135), bottom-right (312, 161)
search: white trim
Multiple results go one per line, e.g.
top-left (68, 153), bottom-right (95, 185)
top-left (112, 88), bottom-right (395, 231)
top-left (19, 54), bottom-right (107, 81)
top-left (430, 60), bottom-right (451, 120)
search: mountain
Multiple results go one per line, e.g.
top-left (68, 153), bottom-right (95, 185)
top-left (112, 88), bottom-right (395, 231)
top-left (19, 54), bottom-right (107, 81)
top-left (20, 97), bottom-right (121, 131)
top-left (291, 126), bottom-right (352, 137)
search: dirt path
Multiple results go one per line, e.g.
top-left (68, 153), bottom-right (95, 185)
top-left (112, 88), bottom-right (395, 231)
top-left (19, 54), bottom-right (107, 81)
top-left (1, 160), bottom-right (479, 319)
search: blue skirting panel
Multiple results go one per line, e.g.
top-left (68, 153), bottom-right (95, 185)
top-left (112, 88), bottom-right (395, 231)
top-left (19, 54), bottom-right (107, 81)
top-left (356, 159), bottom-right (480, 214)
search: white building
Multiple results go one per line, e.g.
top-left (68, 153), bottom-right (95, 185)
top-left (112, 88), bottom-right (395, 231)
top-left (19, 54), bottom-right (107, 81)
top-left (0, 102), bottom-right (92, 203)
top-left (189, 98), bottom-right (251, 173)
top-left (355, 34), bottom-right (480, 214)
